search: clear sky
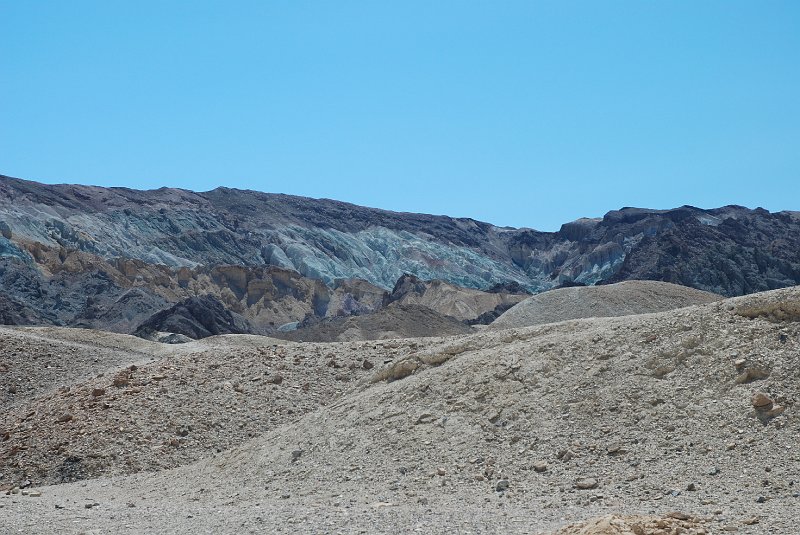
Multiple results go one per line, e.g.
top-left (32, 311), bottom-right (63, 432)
top-left (2, 1), bottom-right (799, 231)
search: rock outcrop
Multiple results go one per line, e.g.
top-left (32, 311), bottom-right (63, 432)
top-left (133, 295), bottom-right (252, 339)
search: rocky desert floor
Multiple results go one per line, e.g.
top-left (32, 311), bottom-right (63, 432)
top-left (2, 286), bottom-right (800, 534)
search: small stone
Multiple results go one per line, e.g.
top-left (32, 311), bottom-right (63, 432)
top-left (756, 496), bottom-right (767, 503)
top-left (735, 367), bottom-right (770, 384)
top-left (496, 479), bottom-right (510, 492)
top-left (607, 443), bottom-right (626, 455)
top-left (687, 483), bottom-right (697, 491)
top-left (56, 413), bottom-right (73, 423)
top-left (575, 477), bottom-right (598, 490)
top-left (266, 374), bottom-right (283, 385)
top-left (436, 468), bottom-right (446, 476)
top-left (91, 387), bottom-right (105, 397)
top-left (734, 358), bottom-right (747, 370)
top-left (765, 405), bottom-right (786, 418)
top-left (558, 449), bottom-right (575, 462)
top-left (533, 461), bottom-right (548, 473)
top-left (415, 413), bottom-right (435, 425)
top-left (751, 392), bottom-right (774, 411)
top-left (291, 449), bottom-right (303, 462)
top-left (362, 360), bottom-right (374, 370)
top-left (667, 511), bottom-right (691, 520)
top-left (28, 490), bottom-right (41, 497)
top-left (112, 372), bottom-right (130, 387)
top-left (743, 517), bottom-right (759, 525)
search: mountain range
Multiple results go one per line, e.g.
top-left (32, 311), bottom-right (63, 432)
top-left (1, 174), bottom-right (799, 339)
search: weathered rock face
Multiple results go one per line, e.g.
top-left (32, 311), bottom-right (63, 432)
top-left (603, 207), bottom-right (800, 295)
top-left (4, 175), bottom-right (799, 297)
top-left (0, 240), bottom-right (386, 336)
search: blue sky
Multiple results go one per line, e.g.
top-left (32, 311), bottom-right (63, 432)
top-left (2, 1), bottom-right (799, 231)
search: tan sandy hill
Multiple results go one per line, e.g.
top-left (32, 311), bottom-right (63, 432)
top-left (2, 286), bottom-right (799, 534)
top-left (278, 303), bottom-right (475, 342)
top-left (385, 274), bottom-right (528, 322)
top-left (491, 280), bottom-right (722, 329)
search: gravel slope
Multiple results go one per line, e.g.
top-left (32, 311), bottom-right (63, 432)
top-left (3, 286), bottom-right (799, 534)
top-left (491, 280), bottom-right (722, 329)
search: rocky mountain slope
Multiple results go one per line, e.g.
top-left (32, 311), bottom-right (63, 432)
top-left (2, 285), bottom-right (798, 533)
top-left (3, 175), bottom-right (800, 299)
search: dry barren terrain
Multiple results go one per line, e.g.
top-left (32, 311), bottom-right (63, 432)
top-left (2, 285), bottom-right (799, 534)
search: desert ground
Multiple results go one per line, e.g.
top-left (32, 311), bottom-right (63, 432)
top-left (2, 283), bottom-right (799, 534)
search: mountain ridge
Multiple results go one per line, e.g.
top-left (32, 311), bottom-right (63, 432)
top-left (2, 174), bottom-right (800, 339)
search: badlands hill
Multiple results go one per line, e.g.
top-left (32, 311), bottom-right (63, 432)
top-left (492, 280), bottom-right (722, 329)
top-left (2, 285), bottom-right (799, 533)
top-left (278, 303), bottom-right (475, 342)
top-left (2, 175), bottom-right (800, 342)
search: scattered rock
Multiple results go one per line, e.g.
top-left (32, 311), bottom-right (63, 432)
top-left (735, 367), bottom-right (770, 384)
top-left (666, 511), bottom-right (692, 521)
top-left (112, 371), bottom-right (131, 387)
top-left (91, 387), bottom-right (106, 397)
top-left (558, 449), bottom-right (575, 462)
top-left (415, 413), bottom-right (435, 425)
top-left (751, 392), bottom-right (774, 411)
top-left (533, 461), bottom-right (548, 473)
top-left (266, 374), bottom-right (283, 385)
top-left (496, 479), bottom-right (510, 492)
top-left (575, 478), bottom-right (599, 490)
